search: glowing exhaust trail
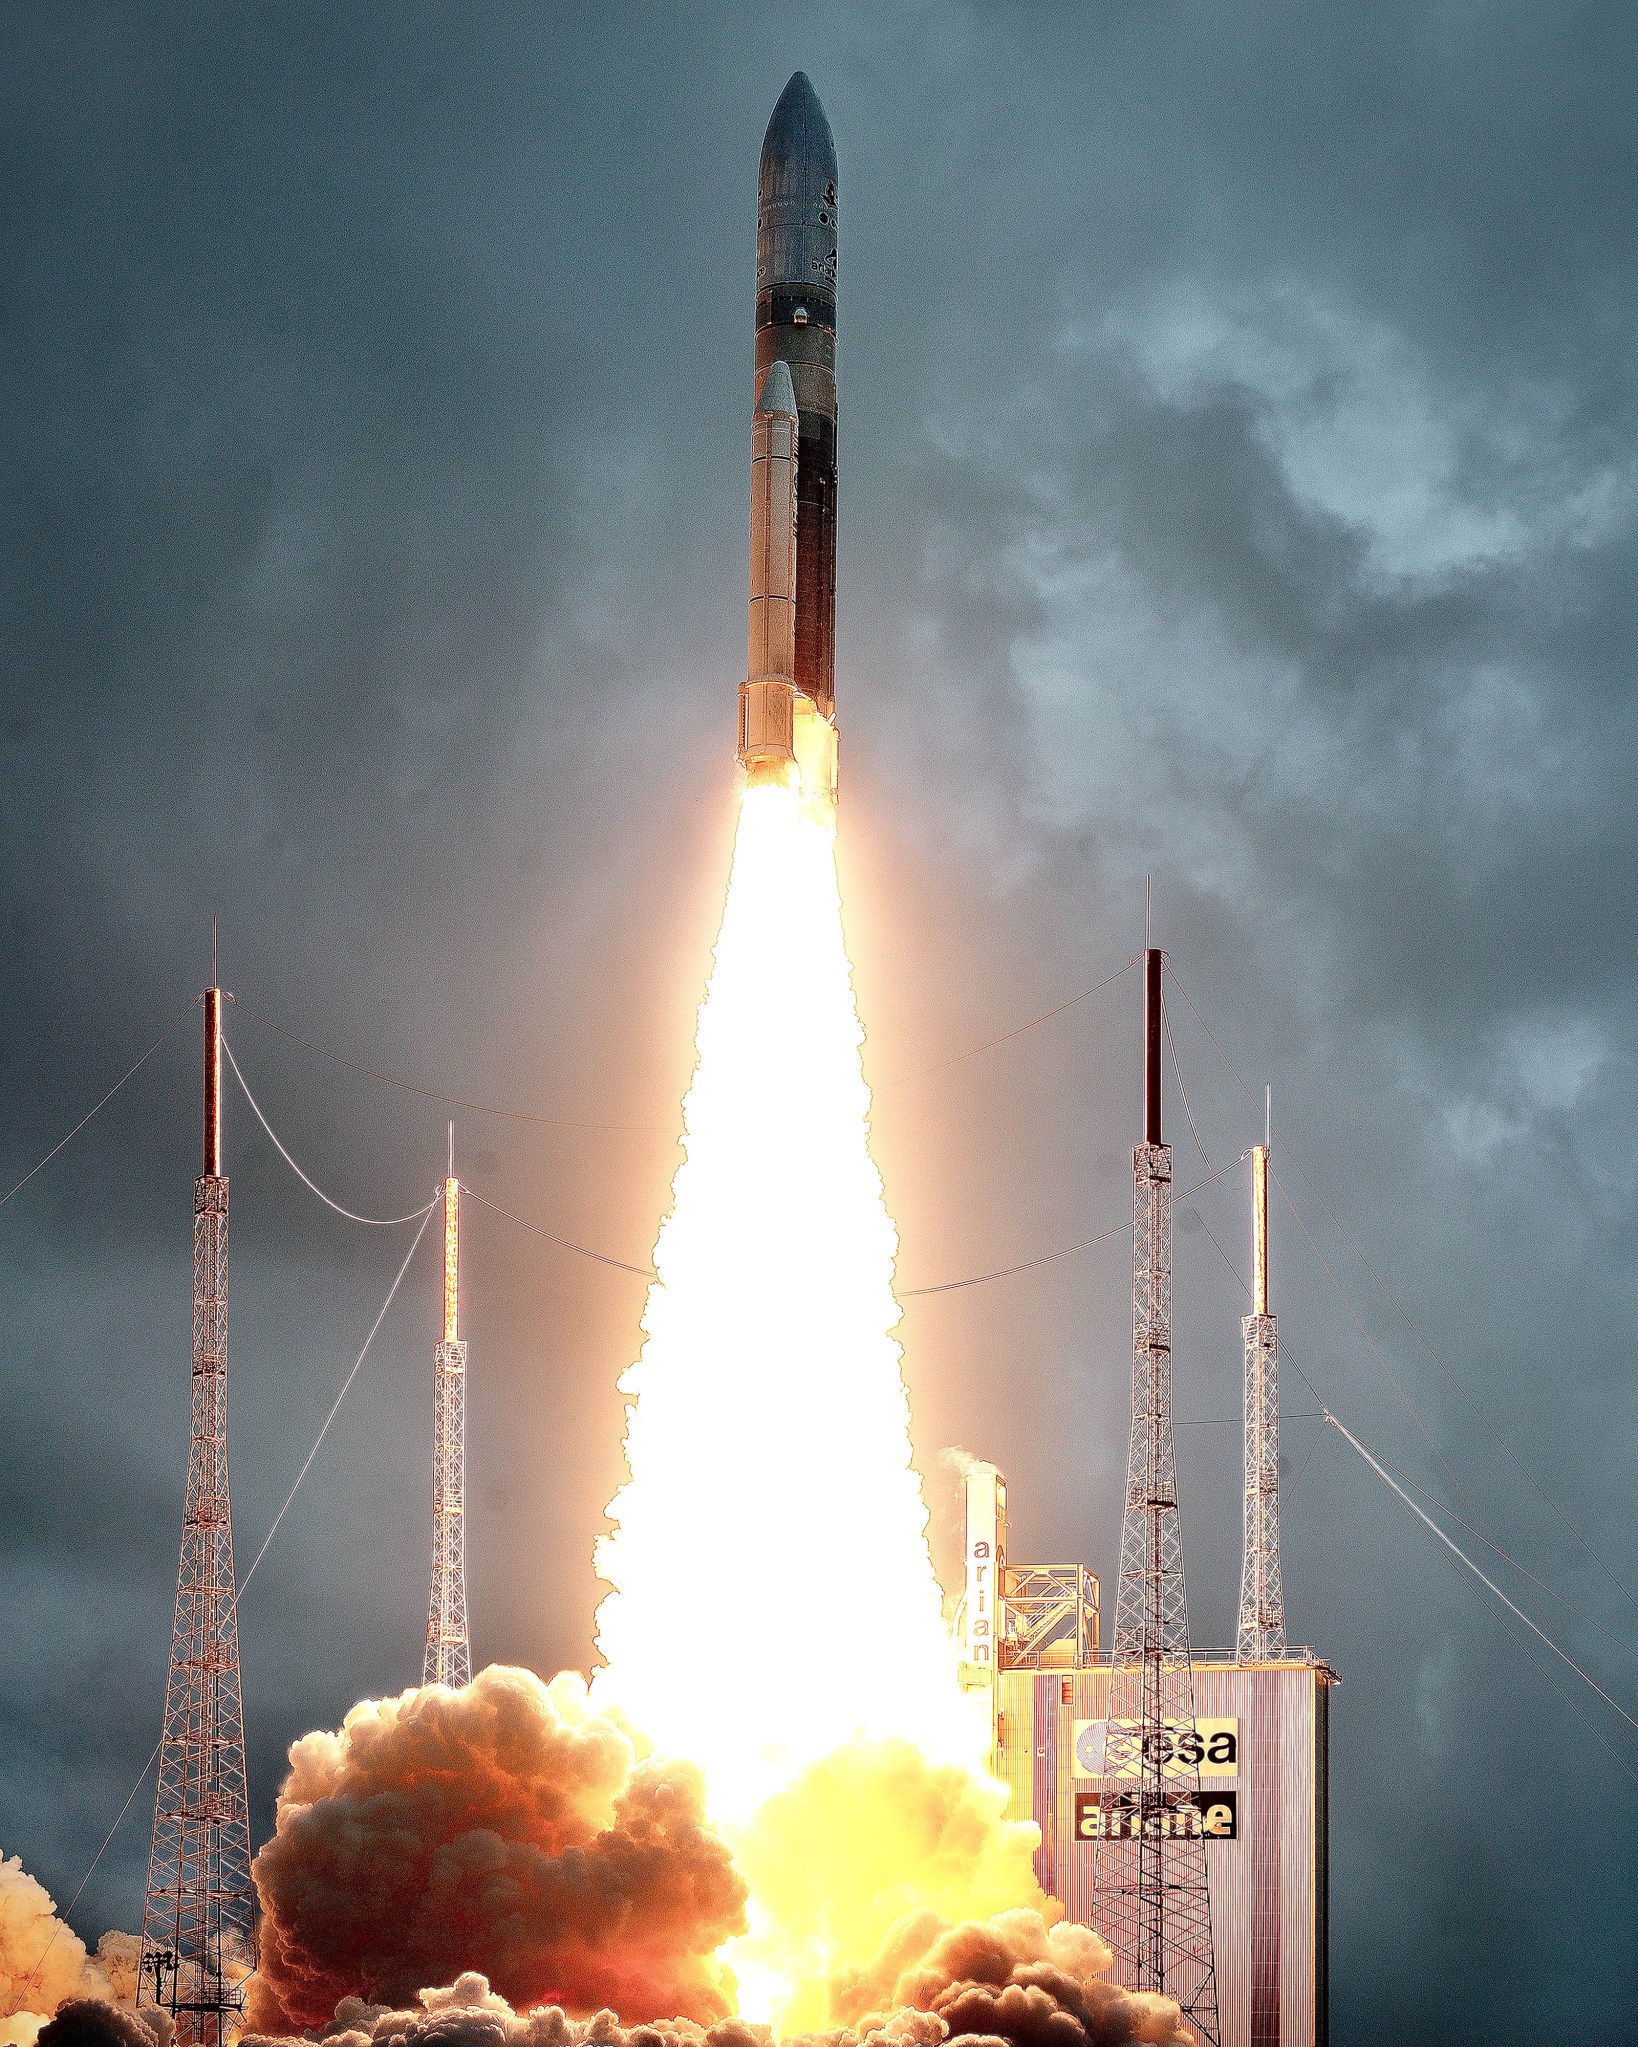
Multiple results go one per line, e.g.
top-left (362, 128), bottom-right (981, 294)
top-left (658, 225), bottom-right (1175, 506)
top-left (593, 781), bottom-right (984, 1823)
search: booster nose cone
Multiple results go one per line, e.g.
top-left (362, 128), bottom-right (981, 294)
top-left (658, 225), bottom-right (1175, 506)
top-left (758, 72), bottom-right (838, 311)
top-left (755, 358), bottom-right (797, 418)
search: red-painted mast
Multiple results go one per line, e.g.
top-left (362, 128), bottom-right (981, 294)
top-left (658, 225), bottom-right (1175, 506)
top-left (140, 962), bottom-right (256, 2043)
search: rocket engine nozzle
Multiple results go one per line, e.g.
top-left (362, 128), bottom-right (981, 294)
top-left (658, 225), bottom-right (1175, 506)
top-left (738, 681), bottom-right (797, 780)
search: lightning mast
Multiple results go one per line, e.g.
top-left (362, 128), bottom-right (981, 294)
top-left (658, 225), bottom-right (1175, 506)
top-left (1093, 947), bottom-right (1220, 2047)
top-left (1237, 1113), bottom-right (1286, 1662)
top-left (423, 1133), bottom-right (471, 1687)
top-left (140, 974), bottom-right (257, 2047)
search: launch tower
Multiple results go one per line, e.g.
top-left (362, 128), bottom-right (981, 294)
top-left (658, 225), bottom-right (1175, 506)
top-left (967, 974), bottom-right (1333, 2047)
top-left (139, 983), bottom-right (257, 2047)
top-left (423, 1156), bottom-right (471, 1687)
top-left (1237, 1137), bottom-right (1286, 1663)
top-left (1093, 947), bottom-right (1221, 2046)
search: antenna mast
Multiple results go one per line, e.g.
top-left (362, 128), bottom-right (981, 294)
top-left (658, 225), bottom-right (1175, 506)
top-left (1093, 946), bottom-right (1220, 2046)
top-left (1237, 1125), bottom-right (1286, 1662)
top-left (424, 1140), bottom-right (471, 1687)
top-left (140, 978), bottom-right (256, 2045)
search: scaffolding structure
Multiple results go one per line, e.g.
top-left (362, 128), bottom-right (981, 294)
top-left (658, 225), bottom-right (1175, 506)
top-left (139, 986), bottom-right (257, 2047)
top-left (1093, 948), bottom-right (1221, 2047)
top-left (423, 1162), bottom-right (471, 1688)
top-left (1238, 1142), bottom-right (1286, 1663)
top-left (997, 1565), bottom-right (1100, 1670)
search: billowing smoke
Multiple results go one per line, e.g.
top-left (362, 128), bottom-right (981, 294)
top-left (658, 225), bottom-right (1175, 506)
top-left (0, 1854), bottom-right (139, 2047)
top-left (240, 1908), bottom-right (1189, 2047)
top-left (833, 1908), bottom-right (1195, 2047)
top-left (24, 1857), bottom-right (1190, 2047)
top-left (33, 2005), bottom-right (168, 2047)
top-left (245, 1667), bottom-right (746, 2035)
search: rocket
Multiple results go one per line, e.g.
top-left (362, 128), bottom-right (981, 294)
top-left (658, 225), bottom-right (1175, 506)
top-left (738, 72), bottom-right (839, 802)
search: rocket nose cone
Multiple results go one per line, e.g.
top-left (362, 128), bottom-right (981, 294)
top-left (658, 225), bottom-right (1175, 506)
top-left (760, 71), bottom-right (837, 184)
top-left (757, 73), bottom-right (838, 305)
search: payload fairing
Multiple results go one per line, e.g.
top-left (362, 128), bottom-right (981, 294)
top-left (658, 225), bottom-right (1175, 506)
top-left (738, 72), bottom-right (840, 803)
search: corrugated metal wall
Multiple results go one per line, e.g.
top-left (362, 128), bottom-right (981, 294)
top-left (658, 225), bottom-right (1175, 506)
top-left (993, 1660), bottom-right (1331, 2047)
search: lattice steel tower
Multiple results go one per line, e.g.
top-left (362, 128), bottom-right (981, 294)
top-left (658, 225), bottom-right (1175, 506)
top-left (423, 1145), bottom-right (471, 1687)
top-left (1093, 948), bottom-right (1220, 2047)
top-left (1237, 1133), bottom-right (1286, 1663)
top-left (140, 983), bottom-right (256, 2047)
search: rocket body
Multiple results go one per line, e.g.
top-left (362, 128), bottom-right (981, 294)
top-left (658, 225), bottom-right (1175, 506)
top-left (739, 73), bottom-right (839, 799)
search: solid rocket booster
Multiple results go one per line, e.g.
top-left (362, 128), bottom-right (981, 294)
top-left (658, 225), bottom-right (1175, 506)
top-left (740, 360), bottom-right (800, 772)
top-left (738, 72), bottom-right (839, 793)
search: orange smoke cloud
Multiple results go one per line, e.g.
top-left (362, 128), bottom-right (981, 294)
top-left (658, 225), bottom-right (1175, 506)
top-left (237, 1906), bottom-right (1190, 2047)
top-left (244, 1667), bottom-right (746, 2034)
top-left (838, 1909), bottom-right (1195, 2047)
top-left (0, 1854), bottom-right (139, 2047)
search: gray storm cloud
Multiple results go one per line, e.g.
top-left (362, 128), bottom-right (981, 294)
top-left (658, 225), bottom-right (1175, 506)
top-left (4, 10), bottom-right (1637, 2046)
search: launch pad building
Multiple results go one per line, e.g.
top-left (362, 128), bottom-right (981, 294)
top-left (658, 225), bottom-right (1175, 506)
top-left (958, 1463), bottom-right (1336, 2047)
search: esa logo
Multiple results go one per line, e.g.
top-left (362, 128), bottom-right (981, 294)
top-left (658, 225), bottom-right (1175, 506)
top-left (1073, 1718), bottom-right (1239, 1779)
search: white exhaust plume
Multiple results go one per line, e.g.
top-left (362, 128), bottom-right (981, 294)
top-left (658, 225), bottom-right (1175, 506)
top-left (591, 783), bottom-right (985, 1822)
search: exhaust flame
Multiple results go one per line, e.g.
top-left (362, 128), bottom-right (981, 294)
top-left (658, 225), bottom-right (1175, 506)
top-left (593, 781), bottom-right (982, 1810)
top-left (593, 780), bottom-right (1027, 2023)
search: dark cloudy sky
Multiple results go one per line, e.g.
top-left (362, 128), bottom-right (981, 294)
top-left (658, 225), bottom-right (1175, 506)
top-left (4, 4), bottom-right (1637, 2040)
